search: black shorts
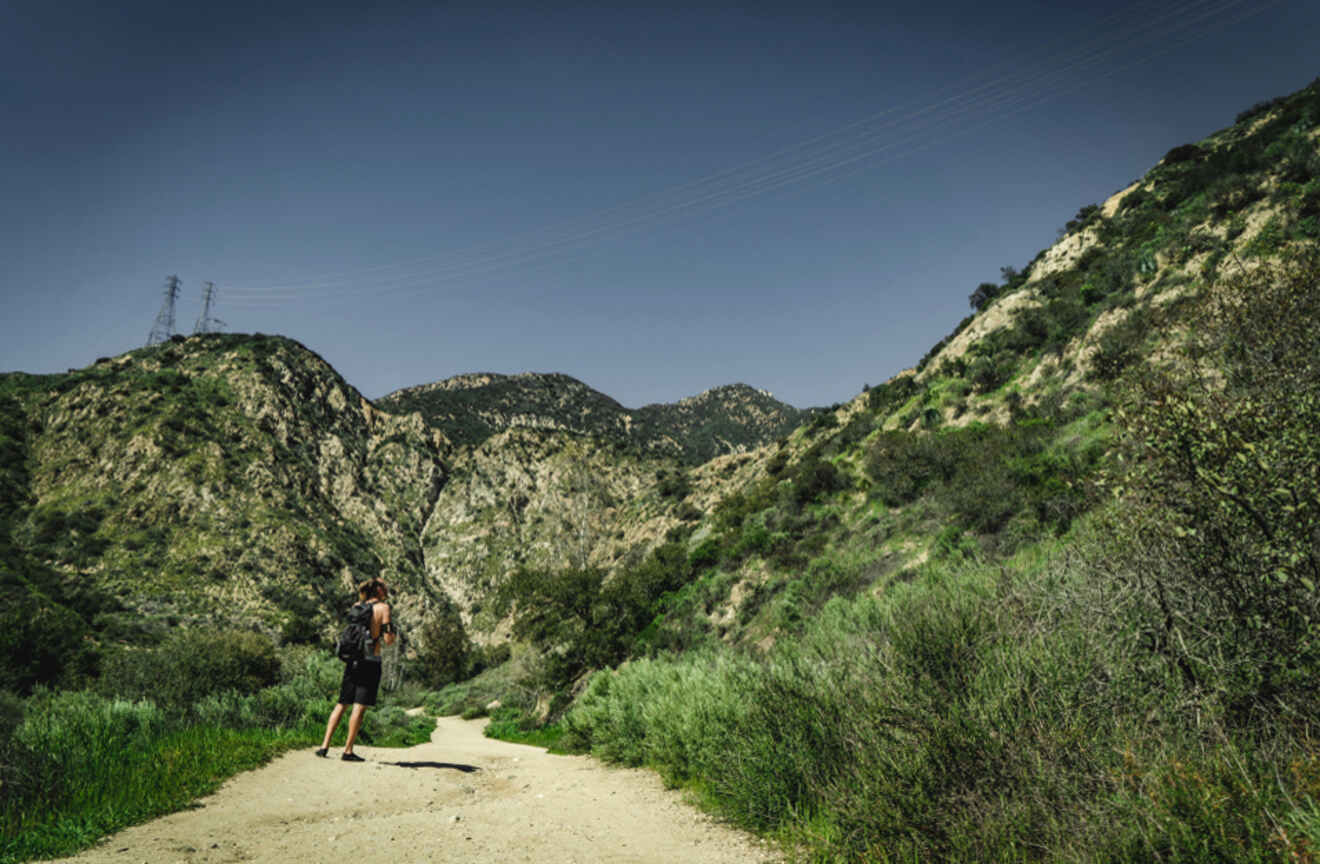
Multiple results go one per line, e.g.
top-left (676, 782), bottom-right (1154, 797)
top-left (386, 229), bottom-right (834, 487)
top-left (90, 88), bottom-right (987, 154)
top-left (337, 657), bottom-right (382, 707)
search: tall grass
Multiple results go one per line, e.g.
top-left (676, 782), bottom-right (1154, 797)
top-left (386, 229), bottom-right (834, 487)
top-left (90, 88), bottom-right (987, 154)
top-left (0, 692), bottom-right (312, 863)
top-left (562, 534), bottom-right (1320, 862)
top-left (0, 648), bottom-right (434, 864)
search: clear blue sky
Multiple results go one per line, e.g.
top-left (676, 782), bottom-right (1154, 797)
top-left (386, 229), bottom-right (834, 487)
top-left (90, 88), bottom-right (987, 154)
top-left (3, 0), bottom-right (1316, 409)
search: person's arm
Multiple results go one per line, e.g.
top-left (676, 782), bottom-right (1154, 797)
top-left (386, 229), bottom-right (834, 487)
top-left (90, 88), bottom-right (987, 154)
top-left (380, 603), bottom-right (396, 646)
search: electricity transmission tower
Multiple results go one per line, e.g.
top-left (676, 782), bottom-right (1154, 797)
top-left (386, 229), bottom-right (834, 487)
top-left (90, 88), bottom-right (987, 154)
top-left (193, 281), bottom-right (226, 334)
top-left (146, 275), bottom-right (182, 345)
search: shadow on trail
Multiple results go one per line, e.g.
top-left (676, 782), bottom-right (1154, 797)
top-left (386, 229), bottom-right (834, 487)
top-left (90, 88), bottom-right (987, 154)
top-left (382, 761), bottom-right (480, 772)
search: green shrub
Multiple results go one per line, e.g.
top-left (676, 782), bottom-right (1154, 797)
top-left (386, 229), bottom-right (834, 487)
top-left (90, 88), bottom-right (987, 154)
top-left (1109, 252), bottom-right (1320, 718)
top-left (563, 552), bottom-right (1168, 859)
top-left (655, 469), bottom-right (691, 499)
top-left (1089, 306), bottom-right (1151, 382)
top-left (414, 598), bottom-right (472, 688)
top-left (789, 452), bottom-right (847, 508)
top-left (99, 628), bottom-right (280, 713)
top-left (969, 281), bottom-right (1001, 312)
top-left (866, 375), bottom-right (920, 415)
top-left (688, 537), bottom-right (721, 570)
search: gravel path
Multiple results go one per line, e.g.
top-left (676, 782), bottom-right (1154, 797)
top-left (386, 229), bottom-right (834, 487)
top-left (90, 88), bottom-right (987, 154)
top-left (52, 715), bottom-right (775, 864)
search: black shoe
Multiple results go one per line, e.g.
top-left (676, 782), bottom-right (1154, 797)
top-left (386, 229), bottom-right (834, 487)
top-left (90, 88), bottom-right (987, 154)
top-left (342, 752), bottom-right (365, 762)
top-left (314, 748), bottom-right (329, 758)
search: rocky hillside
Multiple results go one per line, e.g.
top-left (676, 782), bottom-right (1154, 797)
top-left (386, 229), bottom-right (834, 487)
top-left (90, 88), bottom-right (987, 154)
top-left (614, 76), bottom-right (1320, 652)
top-left (1, 333), bottom-right (447, 665)
top-left (377, 373), bottom-right (804, 464)
top-left (0, 336), bottom-right (775, 680)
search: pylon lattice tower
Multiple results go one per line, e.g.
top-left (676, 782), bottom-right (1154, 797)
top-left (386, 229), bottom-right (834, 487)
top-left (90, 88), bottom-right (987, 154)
top-left (193, 281), bottom-right (226, 334)
top-left (146, 275), bottom-right (182, 346)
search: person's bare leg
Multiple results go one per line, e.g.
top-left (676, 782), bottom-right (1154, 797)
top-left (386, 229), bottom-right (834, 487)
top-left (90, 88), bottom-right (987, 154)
top-left (321, 703), bottom-right (346, 750)
top-left (343, 703), bottom-right (368, 754)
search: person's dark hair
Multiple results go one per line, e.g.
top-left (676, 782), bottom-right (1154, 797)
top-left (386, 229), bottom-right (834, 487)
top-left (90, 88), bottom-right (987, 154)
top-left (356, 577), bottom-right (387, 603)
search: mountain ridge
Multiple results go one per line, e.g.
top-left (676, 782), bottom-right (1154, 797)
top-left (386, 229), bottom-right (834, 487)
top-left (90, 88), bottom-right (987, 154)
top-left (376, 371), bottom-right (804, 465)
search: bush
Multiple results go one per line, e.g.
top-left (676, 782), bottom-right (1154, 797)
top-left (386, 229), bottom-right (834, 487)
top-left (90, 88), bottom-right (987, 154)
top-left (1108, 252), bottom-right (1320, 718)
top-left (99, 628), bottom-right (280, 713)
top-left (495, 544), bottom-right (694, 689)
top-left (1161, 143), bottom-right (1204, 165)
top-left (0, 568), bottom-right (99, 694)
top-left (1088, 306), bottom-right (1150, 382)
top-left (866, 375), bottom-right (920, 415)
top-left (414, 598), bottom-right (472, 688)
top-left (562, 552), bottom-right (1172, 860)
top-left (790, 454), bottom-right (847, 507)
top-left (969, 281), bottom-right (1001, 312)
top-left (655, 469), bottom-right (691, 499)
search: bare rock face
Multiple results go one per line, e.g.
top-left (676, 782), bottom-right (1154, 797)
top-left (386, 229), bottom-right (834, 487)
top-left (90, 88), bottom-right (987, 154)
top-left (421, 426), bottom-right (690, 636)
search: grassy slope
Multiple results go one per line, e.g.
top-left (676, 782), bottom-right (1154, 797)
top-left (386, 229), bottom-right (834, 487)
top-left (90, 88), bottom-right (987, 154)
top-left (0, 651), bottom-right (434, 863)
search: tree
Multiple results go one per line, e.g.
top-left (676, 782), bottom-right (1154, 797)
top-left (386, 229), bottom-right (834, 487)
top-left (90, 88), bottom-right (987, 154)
top-left (969, 282), bottom-right (1000, 312)
top-left (415, 596), bottom-right (472, 688)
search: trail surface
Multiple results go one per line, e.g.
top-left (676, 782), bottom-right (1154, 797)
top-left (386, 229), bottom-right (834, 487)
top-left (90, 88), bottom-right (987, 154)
top-left (54, 716), bottom-right (775, 864)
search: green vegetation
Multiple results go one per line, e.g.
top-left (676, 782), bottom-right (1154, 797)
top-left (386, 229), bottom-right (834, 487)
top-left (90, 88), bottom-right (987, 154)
top-left (560, 534), bottom-right (1320, 861)
top-left (0, 644), bottom-right (432, 863)
top-left (1106, 253), bottom-right (1320, 720)
top-left (483, 706), bottom-right (566, 751)
top-left (553, 250), bottom-right (1320, 861)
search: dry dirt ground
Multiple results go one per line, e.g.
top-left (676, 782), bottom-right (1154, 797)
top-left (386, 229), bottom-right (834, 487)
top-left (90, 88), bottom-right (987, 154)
top-left (52, 716), bottom-right (776, 864)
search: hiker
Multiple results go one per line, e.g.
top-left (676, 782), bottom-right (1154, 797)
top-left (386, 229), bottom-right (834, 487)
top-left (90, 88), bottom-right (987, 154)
top-left (317, 576), bottom-right (395, 762)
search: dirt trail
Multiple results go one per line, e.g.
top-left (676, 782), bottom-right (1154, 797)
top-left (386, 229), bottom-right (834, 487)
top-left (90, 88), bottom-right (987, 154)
top-left (53, 716), bottom-right (775, 864)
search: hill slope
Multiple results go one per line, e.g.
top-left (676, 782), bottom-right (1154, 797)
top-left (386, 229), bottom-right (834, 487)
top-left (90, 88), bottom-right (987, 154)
top-left (0, 333), bottom-right (446, 688)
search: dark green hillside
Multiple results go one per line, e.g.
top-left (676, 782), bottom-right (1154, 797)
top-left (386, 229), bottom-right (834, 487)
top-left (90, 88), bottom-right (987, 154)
top-left (630, 383), bottom-right (809, 465)
top-left (377, 372), bottom-right (803, 464)
top-left (377, 372), bottom-right (626, 450)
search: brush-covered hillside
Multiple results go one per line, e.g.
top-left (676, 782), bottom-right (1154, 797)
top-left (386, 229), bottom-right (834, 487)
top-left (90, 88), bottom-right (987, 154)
top-left (3, 77), bottom-right (1320, 864)
top-left (474, 79), bottom-right (1320, 861)
top-left (377, 372), bottom-right (805, 464)
top-left (0, 335), bottom-right (787, 694)
top-left (486, 78), bottom-right (1320, 659)
top-left (0, 333), bottom-right (449, 690)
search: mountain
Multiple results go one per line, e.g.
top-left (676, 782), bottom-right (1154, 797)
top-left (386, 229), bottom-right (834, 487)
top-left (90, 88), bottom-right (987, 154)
top-left (0, 339), bottom-right (772, 686)
top-left (376, 372), bottom-right (804, 464)
top-left (4, 77), bottom-right (1318, 696)
top-left (611, 75), bottom-right (1320, 650)
top-left (7, 76), bottom-right (1319, 863)
top-left (0, 334), bottom-right (445, 674)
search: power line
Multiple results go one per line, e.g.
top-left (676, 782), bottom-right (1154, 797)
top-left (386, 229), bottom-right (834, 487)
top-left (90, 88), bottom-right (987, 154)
top-left (220, 0), bottom-right (1273, 310)
top-left (146, 275), bottom-right (182, 345)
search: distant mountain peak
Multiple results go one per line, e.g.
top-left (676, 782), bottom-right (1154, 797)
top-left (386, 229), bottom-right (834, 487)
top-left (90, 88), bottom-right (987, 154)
top-left (377, 373), bottom-right (800, 464)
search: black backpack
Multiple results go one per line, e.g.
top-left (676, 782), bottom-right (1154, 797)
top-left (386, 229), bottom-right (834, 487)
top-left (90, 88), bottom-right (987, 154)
top-left (336, 602), bottom-right (375, 663)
